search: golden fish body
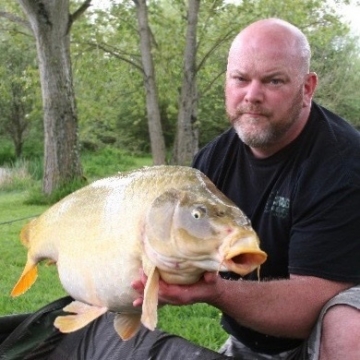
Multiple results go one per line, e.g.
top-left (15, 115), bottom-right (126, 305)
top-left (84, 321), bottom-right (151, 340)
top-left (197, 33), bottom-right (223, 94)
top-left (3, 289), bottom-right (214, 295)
top-left (11, 165), bottom-right (267, 340)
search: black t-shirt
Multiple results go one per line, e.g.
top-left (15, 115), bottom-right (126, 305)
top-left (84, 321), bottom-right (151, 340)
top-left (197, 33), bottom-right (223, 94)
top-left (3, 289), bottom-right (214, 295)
top-left (192, 102), bottom-right (360, 354)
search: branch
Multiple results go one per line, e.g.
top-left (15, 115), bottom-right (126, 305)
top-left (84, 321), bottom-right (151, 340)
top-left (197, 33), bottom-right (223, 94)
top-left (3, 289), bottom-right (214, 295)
top-left (68, 0), bottom-right (92, 32)
top-left (0, 24), bottom-right (33, 39)
top-left (198, 69), bottom-right (226, 101)
top-left (0, 11), bottom-right (31, 31)
top-left (196, 29), bottom-right (234, 73)
top-left (83, 41), bottom-right (144, 73)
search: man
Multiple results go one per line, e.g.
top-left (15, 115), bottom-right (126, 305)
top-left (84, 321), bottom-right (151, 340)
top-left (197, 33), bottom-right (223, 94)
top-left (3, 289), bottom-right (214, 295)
top-left (2, 18), bottom-right (359, 360)
top-left (133, 18), bottom-right (360, 359)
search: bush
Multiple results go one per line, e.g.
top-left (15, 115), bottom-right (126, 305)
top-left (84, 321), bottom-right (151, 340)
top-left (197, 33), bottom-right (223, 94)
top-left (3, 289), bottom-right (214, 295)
top-left (0, 159), bottom-right (34, 191)
top-left (25, 177), bottom-right (88, 205)
top-left (25, 156), bottom-right (43, 181)
top-left (82, 146), bottom-right (138, 178)
top-left (24, 146), bottom-right (151, 205)
top-left (0, 145), bottom-right (152, 206)
top-left (0, 141), bottom-right (15, 165)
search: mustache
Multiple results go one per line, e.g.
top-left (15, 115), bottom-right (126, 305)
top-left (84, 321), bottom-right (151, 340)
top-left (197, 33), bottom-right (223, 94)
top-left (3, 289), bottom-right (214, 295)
top-left (234, 105), bottom-right (272, 117)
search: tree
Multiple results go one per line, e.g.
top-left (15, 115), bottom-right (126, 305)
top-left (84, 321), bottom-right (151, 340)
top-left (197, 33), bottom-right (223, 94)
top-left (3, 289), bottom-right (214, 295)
top-left (311, 31), bottom-right (360, 127)
top-left (85, 0), bottom-right (245, 164)
top-left (74, 0), bottom-right (359, 157)
top-left (4, 0), bottom-right (354, 165)
top-left (133, 0), bottom-right (166, 164)
top-left (0, 33), bottom-right (39, 158)
top-left (172, 0), bottom-right (200, 165)
top-left (13, 0), bottom-right (89, 194)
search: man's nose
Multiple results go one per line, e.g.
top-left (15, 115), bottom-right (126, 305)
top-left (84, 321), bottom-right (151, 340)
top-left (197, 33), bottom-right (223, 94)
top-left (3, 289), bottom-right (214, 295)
top-left (244, 81), bottom-right (264, 103)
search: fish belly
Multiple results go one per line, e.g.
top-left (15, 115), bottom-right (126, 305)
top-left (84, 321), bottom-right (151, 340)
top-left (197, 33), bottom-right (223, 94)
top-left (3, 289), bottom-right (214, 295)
top-left (57, 247), bottom-right (142, 313)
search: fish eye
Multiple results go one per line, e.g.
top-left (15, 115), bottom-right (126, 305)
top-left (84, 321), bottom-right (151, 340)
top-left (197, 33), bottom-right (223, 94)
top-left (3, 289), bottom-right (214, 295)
top-left (191, 206), bottom-right (206, 219)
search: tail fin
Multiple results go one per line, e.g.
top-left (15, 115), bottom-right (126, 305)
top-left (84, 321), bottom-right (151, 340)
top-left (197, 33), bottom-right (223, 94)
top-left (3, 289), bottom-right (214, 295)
top-left (11, 260), bottom-right (38, 297)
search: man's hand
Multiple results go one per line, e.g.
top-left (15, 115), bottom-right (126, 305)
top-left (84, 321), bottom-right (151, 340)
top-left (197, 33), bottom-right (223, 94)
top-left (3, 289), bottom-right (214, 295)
top-left (131, 269), bottom-right (219, 307)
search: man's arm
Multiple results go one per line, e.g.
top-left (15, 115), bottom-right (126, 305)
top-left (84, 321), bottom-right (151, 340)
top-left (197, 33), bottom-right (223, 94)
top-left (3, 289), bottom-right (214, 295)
top-left (132, 272), bottom-right (354, 339)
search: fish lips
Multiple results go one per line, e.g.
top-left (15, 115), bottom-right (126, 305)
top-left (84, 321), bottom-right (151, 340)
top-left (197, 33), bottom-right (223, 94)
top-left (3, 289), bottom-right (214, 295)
top-left (219, 235), bottom-right (267, 277)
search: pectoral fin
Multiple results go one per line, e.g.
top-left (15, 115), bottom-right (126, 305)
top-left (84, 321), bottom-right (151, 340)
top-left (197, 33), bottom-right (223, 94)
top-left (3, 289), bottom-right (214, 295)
top-left (54, 300), bottom-right (107, 333)
top-left (11, 259), bottom-right (38, 297)
top-left (114, 313), bottom-right (142, 340)
top-left (140, 265), bottom-right (160, 331)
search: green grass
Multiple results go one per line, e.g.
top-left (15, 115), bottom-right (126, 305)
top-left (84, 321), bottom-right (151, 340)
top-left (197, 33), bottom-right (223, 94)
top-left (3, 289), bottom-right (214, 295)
top-left (0, 152), bottom-right (228, 351)
top-left (0, 191), bottom-right (66, 315)
top-left (158, 304), bottom-right (228, 350)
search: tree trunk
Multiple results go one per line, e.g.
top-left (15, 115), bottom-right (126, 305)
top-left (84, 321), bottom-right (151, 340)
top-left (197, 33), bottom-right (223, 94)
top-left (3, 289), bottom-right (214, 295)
top-left (134, 0), bottom-right (166, 165)
top-left (173, 0), bottom-right (200, 165)
top-left (7, 82), bottom-right (27, 158)
top-left (18, 0), bottom-right (83, 194)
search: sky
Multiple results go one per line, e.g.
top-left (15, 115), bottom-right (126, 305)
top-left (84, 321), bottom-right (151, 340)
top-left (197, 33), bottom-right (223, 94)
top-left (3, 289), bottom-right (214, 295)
top-left (338, 2), bottom-right (360, 36)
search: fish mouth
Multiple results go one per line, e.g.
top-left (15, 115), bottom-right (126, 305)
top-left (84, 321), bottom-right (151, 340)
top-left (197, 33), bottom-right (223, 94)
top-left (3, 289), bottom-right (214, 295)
top-left (223, 250), bottom-right (267, 276)
top-left (220, 235), bottom-right (267, 276)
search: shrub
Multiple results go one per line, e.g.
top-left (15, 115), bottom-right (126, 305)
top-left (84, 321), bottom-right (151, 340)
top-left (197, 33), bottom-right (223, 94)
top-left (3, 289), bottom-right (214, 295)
top-left (82, 146), bottom-right (137, 178)
top-left (0, 141), bottom-right (15, 165)
top-left (0, 159), bottom-right (34, 191)
top-left (25, 178), bottom-right (88, 205)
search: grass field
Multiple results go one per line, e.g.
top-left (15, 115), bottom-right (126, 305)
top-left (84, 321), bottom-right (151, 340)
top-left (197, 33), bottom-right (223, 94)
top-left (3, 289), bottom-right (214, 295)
top-left (0, 191), bottom-right (66, 315)
top-left (0, 160), bottom-right (228, 350)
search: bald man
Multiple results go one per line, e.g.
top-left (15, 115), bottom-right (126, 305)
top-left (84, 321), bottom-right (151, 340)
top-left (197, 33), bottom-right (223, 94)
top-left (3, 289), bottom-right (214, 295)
top-left (136, 18), bottom-right (360, 359)
top-left (5, 18), bottom-right (359, 360)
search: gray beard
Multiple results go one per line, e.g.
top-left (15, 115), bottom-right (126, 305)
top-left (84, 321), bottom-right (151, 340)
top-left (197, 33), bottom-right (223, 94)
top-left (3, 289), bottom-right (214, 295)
top-left (228, 89), bottom-right (303, 149)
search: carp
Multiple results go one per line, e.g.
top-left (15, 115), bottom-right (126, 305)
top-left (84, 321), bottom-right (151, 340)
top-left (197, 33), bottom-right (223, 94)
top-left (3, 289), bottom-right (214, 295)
top-left (11, 165), bottom-right (267, 340)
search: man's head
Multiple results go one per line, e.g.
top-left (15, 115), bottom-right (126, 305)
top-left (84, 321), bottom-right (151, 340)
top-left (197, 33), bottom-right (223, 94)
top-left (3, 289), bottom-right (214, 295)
top-left (225, 18), bottom-right (318, 158)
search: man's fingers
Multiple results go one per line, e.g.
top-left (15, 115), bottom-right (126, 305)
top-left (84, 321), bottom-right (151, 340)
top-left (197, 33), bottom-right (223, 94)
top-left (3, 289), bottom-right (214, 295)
top-left (131, 278), bottom-right (145, 291)
top-left (203, 271), bottom-right (218, 283)
top-left (131, 268), bottom-right (148, 307)
top-left (133, 297), bottom-right (143, 307)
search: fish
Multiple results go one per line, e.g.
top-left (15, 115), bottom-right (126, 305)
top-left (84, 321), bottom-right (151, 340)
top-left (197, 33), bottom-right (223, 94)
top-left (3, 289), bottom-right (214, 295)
top-left (11, 165), bottom-right (267, 340)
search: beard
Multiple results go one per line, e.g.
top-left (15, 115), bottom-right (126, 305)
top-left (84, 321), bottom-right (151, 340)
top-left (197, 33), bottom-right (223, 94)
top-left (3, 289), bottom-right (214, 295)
top-left (227, 88), bottom-right (304, 149)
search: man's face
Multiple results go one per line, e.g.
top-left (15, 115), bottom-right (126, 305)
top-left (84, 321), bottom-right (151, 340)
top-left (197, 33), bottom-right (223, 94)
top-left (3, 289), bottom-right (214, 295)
top-left (225, 34), bottom-right (309, 151)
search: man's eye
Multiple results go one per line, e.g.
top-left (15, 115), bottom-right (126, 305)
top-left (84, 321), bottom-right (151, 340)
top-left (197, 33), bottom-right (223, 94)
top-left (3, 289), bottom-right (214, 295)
top-left (233, 76), bottom-right (247, 84)
top-left (270, 79), bottom-right (283, 85)
top-left (236, 76), bottom-right (245, 81)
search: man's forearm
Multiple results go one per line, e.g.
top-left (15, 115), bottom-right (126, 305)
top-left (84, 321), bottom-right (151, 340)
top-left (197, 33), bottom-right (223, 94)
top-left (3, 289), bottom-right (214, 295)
top-left (208, 275), bottom-right (353, 338)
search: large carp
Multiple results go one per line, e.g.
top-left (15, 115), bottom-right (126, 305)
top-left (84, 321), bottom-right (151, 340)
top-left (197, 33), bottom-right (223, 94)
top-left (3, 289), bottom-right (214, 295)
top-left (11, 165), bottom-right (267, 340)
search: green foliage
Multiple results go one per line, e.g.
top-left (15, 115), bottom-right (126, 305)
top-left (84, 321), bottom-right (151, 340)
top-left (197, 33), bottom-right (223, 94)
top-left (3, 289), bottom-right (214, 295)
top-left (1, 0), bottom-right (359, 160)
top-left (0, 159), bottom-right (37, 192)
top-left (25, 178), bottom-right (88, 206)
top-left (0, 147), bottom-right (152, 205)
top-left (312, 34), bottom-right (360, 126)
top-left (81, 146), bottom-right (151, 178)
top-left (25, 157), bottom-right (43, 181)
top-left (0, 139), bottom-right (16, 165)
top-left (24, 146), bottom-right (150, 205)
top-left (0, 28), bottom-right (41, 158)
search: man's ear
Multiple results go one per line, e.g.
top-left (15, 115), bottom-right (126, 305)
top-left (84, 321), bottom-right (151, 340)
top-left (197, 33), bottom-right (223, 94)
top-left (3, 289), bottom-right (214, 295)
top-left (303, 72), bottom-right (318, 107)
